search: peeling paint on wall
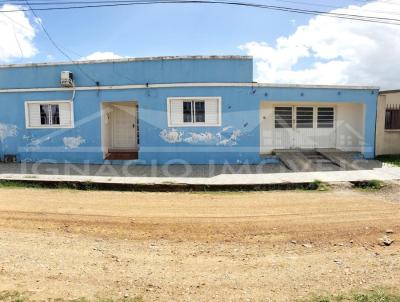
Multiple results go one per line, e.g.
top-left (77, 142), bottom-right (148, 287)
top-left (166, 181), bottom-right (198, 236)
top-left (0, 123), bottom-right (17, 142)
top-left (160, 128), bottom-right (183, 143)
top-left (30, 136), bottom-right (51, 147)
top-left (63, 136), bottom-right (86, 149)
top-left (160, 126), bottom-right (243, 146)
top-left (216, 128), bottom-right (242, 146)
top-left (183, 132), bottom-right (214, 144)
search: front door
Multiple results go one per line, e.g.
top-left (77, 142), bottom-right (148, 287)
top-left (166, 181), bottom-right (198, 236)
top-left (293, 107), bottom-right (315, 149)
top-left (273, 105), bottom-right (336, 150)
top-left (111, 103), bottom-right (137, 150)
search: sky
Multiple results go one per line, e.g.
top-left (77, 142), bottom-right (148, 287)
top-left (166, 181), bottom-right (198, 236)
top-left (0, 0), bottom-right (400, 89)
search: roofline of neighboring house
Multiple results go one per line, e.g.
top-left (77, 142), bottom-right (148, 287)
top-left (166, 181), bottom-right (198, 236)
top-left (0, 82), bottom-right (379, 93)
top-left (0, 55), bottom-right (252, 69)
top-left (379, 89), bottom-right (400, 94)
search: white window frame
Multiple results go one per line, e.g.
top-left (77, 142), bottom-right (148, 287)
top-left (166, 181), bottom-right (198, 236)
top-left (25, 100), bottom-right (74, 129)
top-left (167, 97), bottom-right (222, 127)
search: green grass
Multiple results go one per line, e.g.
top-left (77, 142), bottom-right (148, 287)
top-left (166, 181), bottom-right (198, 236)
top-left (0, 179), bottom-right (332, 192)
top-left (306, 179), bottom-right (330, 191)
top-left (352, 179), bottom-right (385, 191)
top-left (301, 288), bottom-right (400, 302)
top-left (376, 155), bottom-right (400, 167)
top-left (0, 291), bottom-right (144, 302)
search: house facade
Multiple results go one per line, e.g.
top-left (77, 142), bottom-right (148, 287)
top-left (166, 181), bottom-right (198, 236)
top-left (376, 90), bottom-right (400, 156)
top-left (0, 56), bottom-right (378, 165)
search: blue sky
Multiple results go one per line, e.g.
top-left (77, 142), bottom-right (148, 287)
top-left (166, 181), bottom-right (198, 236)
top-left (1, 0), bottom-right (400, 88)
top-left (16, 0), bottom-right (358, 61)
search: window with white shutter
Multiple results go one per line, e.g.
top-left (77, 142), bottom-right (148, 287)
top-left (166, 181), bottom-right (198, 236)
top-left (25, 101), bottom-right (74, 129)
top-left (167, 97), bottom-right (221, 127)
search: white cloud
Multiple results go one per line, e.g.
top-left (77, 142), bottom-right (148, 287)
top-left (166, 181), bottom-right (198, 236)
top-left (240, 0), bottom-right (400, 89)
top-left (80, 51), bottom-right (124, 61)
top-left (0, 4), bottom-right (37, 62)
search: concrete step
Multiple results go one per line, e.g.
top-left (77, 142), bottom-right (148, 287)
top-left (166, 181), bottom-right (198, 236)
top-left (274, 150), bottom-right (317, 172)
top-left (316, 149), bottom-right (362, 170)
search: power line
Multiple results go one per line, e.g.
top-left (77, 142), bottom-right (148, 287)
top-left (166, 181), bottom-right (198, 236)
top-left (4, 0), bottom-right (400, 17)
top-left (1, 0), bottom-right (400, 26)
top-left (24, 0), bottom-right (98, 83)
top-left (0, 8), bottom-right (84, 59)
top-left (11, 23), bottom-right (24, 58)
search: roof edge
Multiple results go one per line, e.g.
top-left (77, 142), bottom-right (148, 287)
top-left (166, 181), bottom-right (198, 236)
top-left (379, 89), bottom-right (400, 94)
top-left (256, 83), bottom-right (379, 90)
top-left (0, 55), bottom-right (252, 69)
top-left (0, 82), bottom-right (380, 92)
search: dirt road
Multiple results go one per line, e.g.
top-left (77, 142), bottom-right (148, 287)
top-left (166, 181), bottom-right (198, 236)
top-left (0, 185), bottom-right (399, 301)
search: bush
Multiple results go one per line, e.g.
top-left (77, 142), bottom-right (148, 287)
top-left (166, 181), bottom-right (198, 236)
top-left (353, 180), bottom-right (385, 190)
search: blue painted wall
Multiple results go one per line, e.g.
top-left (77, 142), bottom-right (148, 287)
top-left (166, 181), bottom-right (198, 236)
top-left (0, 57), bottom-right (378, 164)
top-left (0, 57), bottom-right (253, 89)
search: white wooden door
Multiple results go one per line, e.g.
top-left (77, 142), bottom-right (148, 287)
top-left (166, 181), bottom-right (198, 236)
top-left (273, 106), bottom-right (294, 149)
top-left (293, 106), bottom-right (315, 149)
top-left (111, 104), bottom-right (137, 150)
top-left (315, 107), bottom-right (336, 148)
top-left (273, 105), bottom-right (336, 150)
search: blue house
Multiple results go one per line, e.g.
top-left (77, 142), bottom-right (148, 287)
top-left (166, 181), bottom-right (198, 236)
top-left (0, 56), bottom-right (378, 165)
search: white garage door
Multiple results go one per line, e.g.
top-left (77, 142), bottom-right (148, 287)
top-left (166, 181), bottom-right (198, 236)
top-left (273, 106), bottom-right (336, 150)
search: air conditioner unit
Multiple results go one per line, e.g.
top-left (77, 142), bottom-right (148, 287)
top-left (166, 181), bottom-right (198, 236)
top-left (61, 71), bottom-right (74, 87)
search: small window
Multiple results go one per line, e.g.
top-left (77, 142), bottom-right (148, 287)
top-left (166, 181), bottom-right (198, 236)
top-left (183, 101), bottom-right (192, 123)
top-left (275, 107), bottom-right (292, 128)
top-left (25, 101), bottom-right (74, 129)
top-left (195, 101), bottom-right (205, 123)
top-left (40, 104), bottom-right (60, 126)
top-left (385, 107), bottom-right (400, 130)
top-left (317, 107), bottom-right (334, 128)
top-left (168, 97), bottom-right (221, 127)
top-left (296, 107), bottom-right (313, 129)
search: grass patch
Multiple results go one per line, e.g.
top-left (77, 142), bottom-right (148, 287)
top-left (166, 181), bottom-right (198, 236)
top-left (306, 180), bottom-right (330, 191)
top-left (376, 155), bottom-right (400, 167)
top-left (0, 291), bottom-right (144, 302)
top-left (301, 288), bottom-right (400, 302)
top-left (0, 179), bottom-right (332, 192)
top-left (352, 180), bottom-right (385, 191)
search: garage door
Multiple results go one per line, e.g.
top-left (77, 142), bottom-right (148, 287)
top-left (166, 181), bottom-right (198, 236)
top-left (273, 106), bottom-right (336, 150)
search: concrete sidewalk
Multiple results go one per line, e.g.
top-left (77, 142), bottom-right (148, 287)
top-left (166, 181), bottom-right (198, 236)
top-left (0, 162), bottom-right (399, 185)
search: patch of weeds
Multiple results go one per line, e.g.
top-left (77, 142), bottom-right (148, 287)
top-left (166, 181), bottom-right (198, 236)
top-left (304, 180), bottom-right (330, 191)
top-left (353, 180), bottom-right (385, 191)
top-left (376, 155), bottom-right (400, 167)
top-left (0, 291), bottom-right (30, 302)
top-left (301, 288), bottom-right (400, 302)
top-left (0, 291), bottom-right (144, 302)
top-left (0, 181), bottom-right (42, 189)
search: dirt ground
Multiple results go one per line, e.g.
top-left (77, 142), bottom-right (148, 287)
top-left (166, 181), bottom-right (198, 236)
top-left (0, 184), bottom-right (399, 301)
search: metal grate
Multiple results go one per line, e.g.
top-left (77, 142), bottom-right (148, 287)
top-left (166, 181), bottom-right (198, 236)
top-left (385, 104), bottom-right (400, 129)
top-left (317, 107), bottom-right (334, 128)
top-left (296, 107), bottom-right (313, 128)
top-left (275, 107), bottom-right (293, 128)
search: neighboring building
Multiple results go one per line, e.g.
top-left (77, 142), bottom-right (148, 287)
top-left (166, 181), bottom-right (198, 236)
top-left (376, 90), bottom-right (400, 156)
top-left (0, 56), bottom-right (378, 165)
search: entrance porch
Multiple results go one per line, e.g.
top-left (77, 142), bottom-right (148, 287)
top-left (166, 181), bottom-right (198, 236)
top-left (260, 102), bottom-right (366, 155)
top-left (101, 102), bottom-right (139, 160)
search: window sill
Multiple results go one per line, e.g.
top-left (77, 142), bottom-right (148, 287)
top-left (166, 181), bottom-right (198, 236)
top-left (385, 129), bottom-right (400, 132)
top-left (26, 125), bottom-right (74, 129)
top-left (168, 124), bottom-right (221, 128)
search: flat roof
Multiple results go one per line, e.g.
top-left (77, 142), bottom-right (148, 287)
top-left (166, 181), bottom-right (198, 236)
top-left (0, 55), bottom-right (252, 69)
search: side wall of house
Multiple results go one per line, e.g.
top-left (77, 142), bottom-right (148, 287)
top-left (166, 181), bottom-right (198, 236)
top-left (376, 93), bottom-right (400, 156)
